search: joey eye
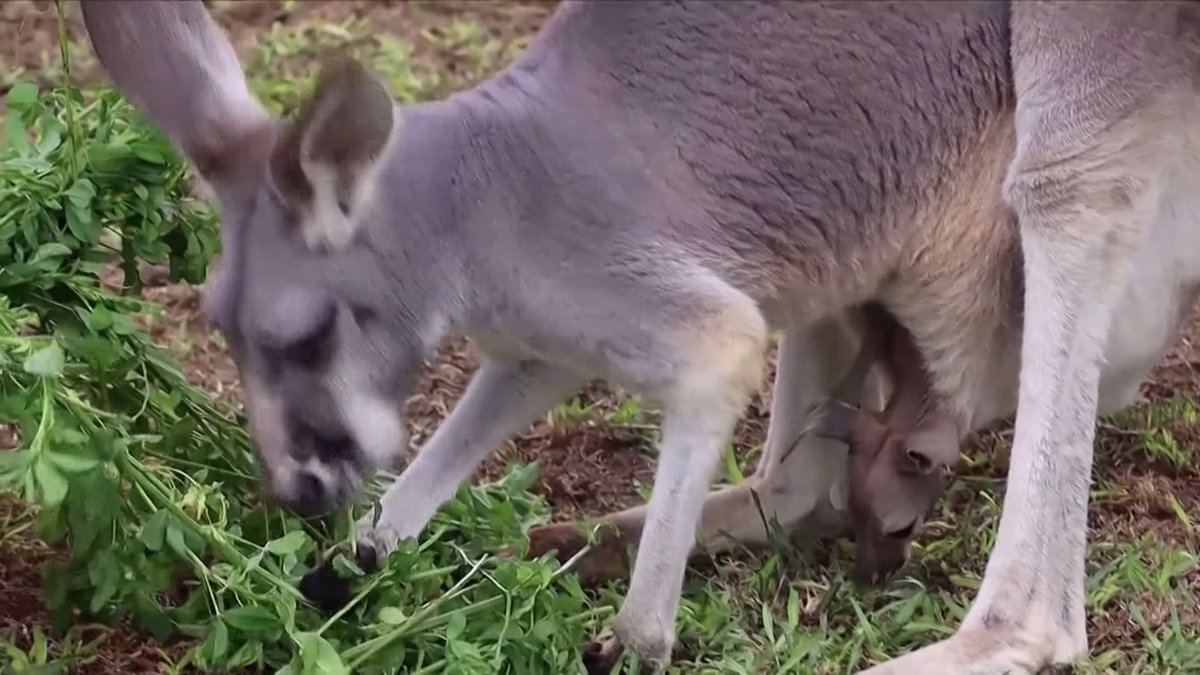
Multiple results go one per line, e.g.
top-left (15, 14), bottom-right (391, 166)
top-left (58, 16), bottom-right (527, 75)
top-left (884, 521), bottom-right (916, 540)
top-left (904, 447), bottom-right (935, 474)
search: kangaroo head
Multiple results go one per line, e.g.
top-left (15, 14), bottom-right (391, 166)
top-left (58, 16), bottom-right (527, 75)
top-left (80, 1), bottom-right (429, 515)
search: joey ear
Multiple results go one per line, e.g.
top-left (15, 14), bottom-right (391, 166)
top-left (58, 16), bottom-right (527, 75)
top-left (269, 56), bottom-right (395, 252)
top-left (80, 1), bottom-right (271, 190)
top-left (807, 399), bottom-right (860, 445)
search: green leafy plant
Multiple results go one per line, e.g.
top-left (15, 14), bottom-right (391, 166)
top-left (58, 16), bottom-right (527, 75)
top-left (0, 40), bottom-right (606, 675)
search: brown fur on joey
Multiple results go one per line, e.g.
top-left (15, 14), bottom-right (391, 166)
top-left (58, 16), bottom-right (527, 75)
top-left (526, 520), bottom-right (639, 587)
top-left (810, 305), bottom-right (962, 585)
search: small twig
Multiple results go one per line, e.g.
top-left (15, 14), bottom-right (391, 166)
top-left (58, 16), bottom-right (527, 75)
top-left (54, 0), bottom-right (79, 176)
top-left (551, 541), bottom-right (595, 580)
top-left (1097, 421), bottom-right (1141, 438)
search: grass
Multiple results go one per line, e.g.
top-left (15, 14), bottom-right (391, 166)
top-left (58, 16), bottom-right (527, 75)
top-left (2, 2), bottom-right (1199, 673)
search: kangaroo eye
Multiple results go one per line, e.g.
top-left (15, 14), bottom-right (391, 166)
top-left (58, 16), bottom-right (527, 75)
top-left (350, 304), bottom-right (378, 330)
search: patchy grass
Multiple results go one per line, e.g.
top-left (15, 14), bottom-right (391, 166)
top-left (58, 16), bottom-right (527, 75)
top-left (2, 1), bottom-right (1198, 673)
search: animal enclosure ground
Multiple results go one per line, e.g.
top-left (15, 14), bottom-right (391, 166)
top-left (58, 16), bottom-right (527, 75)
top-left (1, 1), bottom-right (1197, 673)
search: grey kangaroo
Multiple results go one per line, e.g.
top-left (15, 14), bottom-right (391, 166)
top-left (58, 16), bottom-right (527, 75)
top-left (79, 1), bottom-right (1200, 673)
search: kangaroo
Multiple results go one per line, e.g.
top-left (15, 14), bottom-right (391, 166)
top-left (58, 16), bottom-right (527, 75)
top-left (79, 1), bottom-right (1200, 673)
top-left (807, 302), bottom-right (962, 585)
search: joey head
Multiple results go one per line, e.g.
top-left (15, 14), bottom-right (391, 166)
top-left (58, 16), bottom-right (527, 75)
top-left (809, 305), bottom-right (962, 584)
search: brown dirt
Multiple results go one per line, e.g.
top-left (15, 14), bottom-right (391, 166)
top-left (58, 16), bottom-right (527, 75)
top-left (1143, 302), bottom-right (1200, 402)
top-left (0, 1), bottom-right (84, 87)
top-left (0, 495), bottom-right (199, 674)
top-left (0, 424), bottom-right (17, 451)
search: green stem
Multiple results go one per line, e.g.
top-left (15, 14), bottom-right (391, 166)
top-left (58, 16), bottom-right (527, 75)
top-left (30, 379), bottom-right (56, 456)
top-left (316, 571), bottom-right (386, 637)
top-left (404, 595), bottom-right (503, 634)
top-left (343, 555), bottom-right (490, 668)
top-left (54, 0), bottom-right (79, 178)
top-left (119, 452), bottom-right (304, 599)
top-left (411, 658), bottom-right (448, 675)
top-left (58, 388), bottom-right (122, 420)
top-left (139, 451), bottom-right (256, 482)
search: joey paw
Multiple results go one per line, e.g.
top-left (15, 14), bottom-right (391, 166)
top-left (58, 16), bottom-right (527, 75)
top-left (526, 521), bottom-right (635, 586)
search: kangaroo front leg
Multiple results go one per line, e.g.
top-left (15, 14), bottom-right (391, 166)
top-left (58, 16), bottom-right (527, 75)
top-left (862, 5), bottom-right (1181, 673)
top-left (648, 312), bottom-right (879, 550)
top-left (586, 292), bottom-right (769, 671)
top-left (355, 357), bottom-right (584, 566)
top-left (529, 314), bottom-right (870, 585)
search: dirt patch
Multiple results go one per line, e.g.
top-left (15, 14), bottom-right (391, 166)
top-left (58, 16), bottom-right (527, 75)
top-left (480, 413), bottom-right (658, 519)
top-left (0, 497), bottom-right (184, 675)
top-left (0, 1), bottom-right (86, 90)
top-left (0, 425), bottom-right (17, 451)
top-left (1142, 302), bottom-right (1200, 402)
top-left (0, 498), bottom-right (50, 629)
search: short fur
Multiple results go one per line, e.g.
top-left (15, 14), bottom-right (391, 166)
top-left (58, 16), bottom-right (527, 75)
top-left (79, 1), bottom-right (1200, 672)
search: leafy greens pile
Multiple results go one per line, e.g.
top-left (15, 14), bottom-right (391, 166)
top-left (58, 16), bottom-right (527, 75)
top-left (0, 69), bottom-right (603, 675)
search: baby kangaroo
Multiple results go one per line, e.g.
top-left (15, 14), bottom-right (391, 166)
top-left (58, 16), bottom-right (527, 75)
top-left (807, 302), bottom-right (962, 584)
top-left (527, 303), bottom-right (962, 586)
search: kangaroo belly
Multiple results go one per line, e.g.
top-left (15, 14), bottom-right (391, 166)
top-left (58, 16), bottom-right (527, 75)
top-left (1097, 154), bottom-right (1200, 414)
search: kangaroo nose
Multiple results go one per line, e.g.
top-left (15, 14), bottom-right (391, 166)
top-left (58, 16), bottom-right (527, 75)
top-left (291, 470), bottom-right (328, 517)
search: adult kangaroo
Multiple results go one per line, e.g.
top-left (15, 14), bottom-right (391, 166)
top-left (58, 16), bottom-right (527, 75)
top-left (79, 1), bottom-right (1200, 672)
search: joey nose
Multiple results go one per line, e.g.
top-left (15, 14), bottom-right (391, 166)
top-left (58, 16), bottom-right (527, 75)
top-left (854, 529), bottom-right (912, 586)
top-left (856, 542), bottom-right (910, 586)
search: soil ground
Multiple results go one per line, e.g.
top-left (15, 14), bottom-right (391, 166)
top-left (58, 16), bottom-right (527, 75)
top-left (2, 2), bottom-right (1198, 673)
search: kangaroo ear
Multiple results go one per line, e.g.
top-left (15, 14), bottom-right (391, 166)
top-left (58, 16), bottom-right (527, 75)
top-left (807, 399), bottom-right (860, 445)
top-left (269, 56), bottom-right (395, 252)
top-left (79, 0), bottom-right (271, 191)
